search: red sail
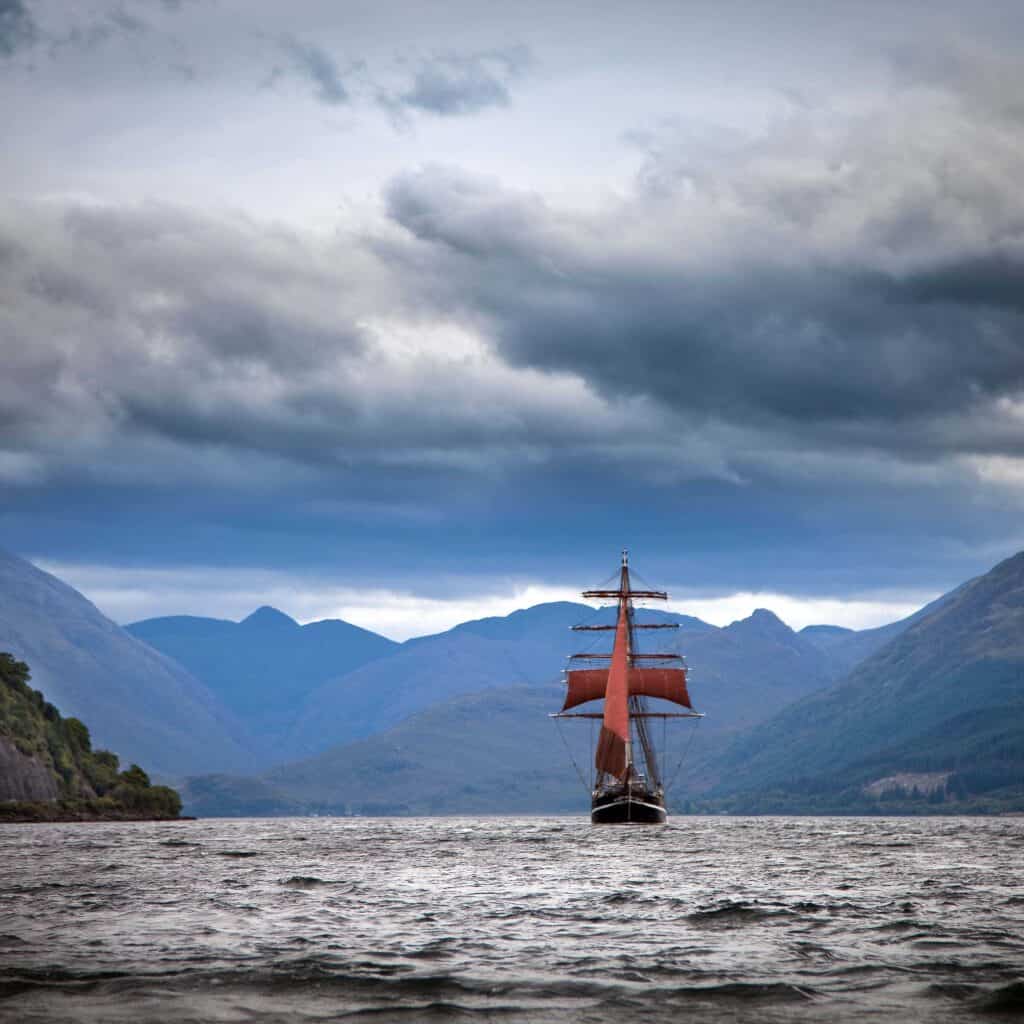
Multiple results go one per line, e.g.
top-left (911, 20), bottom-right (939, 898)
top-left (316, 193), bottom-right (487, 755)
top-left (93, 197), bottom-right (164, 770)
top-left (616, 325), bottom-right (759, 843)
top-left (562, 666), bottom-right (692, 711)
top-left (629, 667), bottom-right (692, 708)
top-left (595, 600), bottom-right (631, 779)
top-left (562, 668), bottom-right (609, 709)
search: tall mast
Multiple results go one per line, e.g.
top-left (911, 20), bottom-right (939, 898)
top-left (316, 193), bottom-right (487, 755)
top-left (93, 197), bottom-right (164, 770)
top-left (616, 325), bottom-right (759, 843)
top-left (558, 551), bottom-right (699, 786)
top-left (621, 550), bottom-right (661, 789)
top-left (619, 550), bottom-right (633, 776)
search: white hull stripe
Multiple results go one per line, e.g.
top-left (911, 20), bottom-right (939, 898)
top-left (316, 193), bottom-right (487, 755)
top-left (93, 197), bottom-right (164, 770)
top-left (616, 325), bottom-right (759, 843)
top-left (592, 798), bottom-right (666, 815)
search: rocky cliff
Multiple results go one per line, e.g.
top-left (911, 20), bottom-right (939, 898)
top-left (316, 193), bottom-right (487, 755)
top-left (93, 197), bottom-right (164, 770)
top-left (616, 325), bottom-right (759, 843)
top-left (0, 651), bottom-right (182, 821)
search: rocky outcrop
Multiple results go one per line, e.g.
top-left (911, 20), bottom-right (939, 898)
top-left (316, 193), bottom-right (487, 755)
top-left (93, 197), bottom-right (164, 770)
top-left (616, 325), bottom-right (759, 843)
top-left (0, 736), bottom-right (59, 802)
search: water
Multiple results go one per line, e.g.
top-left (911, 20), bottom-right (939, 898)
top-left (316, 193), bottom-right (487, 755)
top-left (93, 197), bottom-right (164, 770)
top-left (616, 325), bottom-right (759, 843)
top-left (2, 816), bottom-right (1023, 1023)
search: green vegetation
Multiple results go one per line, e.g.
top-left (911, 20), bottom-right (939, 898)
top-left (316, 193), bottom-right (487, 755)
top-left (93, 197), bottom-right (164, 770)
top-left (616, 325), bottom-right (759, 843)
top-left (692, 552), bottom-right (1024, 814)
top-left (683, 703), bottom-right (1024, 816)
top-left (0, 652), bottom-right (182, 821)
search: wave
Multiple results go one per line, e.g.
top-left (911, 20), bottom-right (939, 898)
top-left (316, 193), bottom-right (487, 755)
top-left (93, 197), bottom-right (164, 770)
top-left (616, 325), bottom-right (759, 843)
top-left (976, 980), bottom-right (1024, 1013)
top-left (686, 901), bottom-right (791, 925)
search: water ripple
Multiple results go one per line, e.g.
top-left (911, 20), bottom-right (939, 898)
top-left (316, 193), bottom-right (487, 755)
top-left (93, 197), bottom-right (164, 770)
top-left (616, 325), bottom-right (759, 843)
top-left (1, 816), bottom-right (1022, 1022)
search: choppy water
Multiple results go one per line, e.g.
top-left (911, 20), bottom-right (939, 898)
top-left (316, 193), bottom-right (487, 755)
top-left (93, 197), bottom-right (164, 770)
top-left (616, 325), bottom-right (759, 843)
top-left (2, 816), bottom-right (1023, 1022)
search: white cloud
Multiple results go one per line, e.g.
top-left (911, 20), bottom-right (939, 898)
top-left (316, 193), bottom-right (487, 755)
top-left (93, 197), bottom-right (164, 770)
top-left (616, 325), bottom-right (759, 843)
top-left (35, 560), bottom-right (581, 639)
top-left (667, 590), bottom-right (936, 631)
top-left (37, 559), bottom-right (933, 639)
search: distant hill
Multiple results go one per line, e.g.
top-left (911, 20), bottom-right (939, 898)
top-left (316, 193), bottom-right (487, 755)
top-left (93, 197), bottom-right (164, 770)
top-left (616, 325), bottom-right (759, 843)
top-left (185, 599), bottom-right (922, 815)
top-left (0, 651), bottom-right (182, 820)
top-left (182, 684), bottom-right (594, 817)
top-left (286, 602), bottom-right (598, 758)
top-left (134, 594), bottom-right (921, 771)
top-left (0, 549), bottom-right (251, 776)
top-left (700, 552), bottom-right (1024, 810)
top-left (127, 607), bottom-right (397, 742)
top-left (1, 547), bottom-right (941, 807)
top-left (798, 589), bottom-right (958, 679)
top-left (680, 608), bottom-right (834, 735)
top-left (284, 601), bottom-right (852, 759)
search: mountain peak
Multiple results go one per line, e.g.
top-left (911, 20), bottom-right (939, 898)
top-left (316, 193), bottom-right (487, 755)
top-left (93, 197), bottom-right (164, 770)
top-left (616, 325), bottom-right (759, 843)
top-left (241, 606), bottom-right (298, 630)
top-left (800, 624), bottom-right (855, 638)
top-left (727, 607), bottom-right (794, 637)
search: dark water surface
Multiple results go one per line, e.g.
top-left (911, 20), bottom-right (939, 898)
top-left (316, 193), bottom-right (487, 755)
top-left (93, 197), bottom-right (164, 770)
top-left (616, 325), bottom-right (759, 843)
top-left (2, 816), bottom-right (1023, 1022)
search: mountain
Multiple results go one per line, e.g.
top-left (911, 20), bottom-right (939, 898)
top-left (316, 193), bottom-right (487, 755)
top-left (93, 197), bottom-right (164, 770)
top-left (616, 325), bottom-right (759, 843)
top-left (702, 552), bottom-right (1024, 808)
top-left (798, 589), bottom-right (959, 678)
top-left (678, 608), bottom-right (835, 735)
top-left (0, 549), bottom-right (251, 776)
top-left (1, 651), bottom-right (182, 820)
top-left (284, 602), bottom-right (591, 758)
top-left (187, 600), bottom-right (922, 815)
top-left (126, 606), bottom-right (397, 742)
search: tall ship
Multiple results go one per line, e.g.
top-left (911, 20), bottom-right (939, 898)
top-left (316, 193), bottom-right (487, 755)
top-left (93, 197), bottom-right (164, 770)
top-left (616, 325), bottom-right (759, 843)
top-left (552, 551), bottom-right (702, 824)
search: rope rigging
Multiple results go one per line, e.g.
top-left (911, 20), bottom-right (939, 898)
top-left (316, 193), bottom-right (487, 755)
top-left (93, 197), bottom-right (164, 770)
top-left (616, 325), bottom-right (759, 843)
top-left (554, 714), bottom-right (590, 793)
top-left (663, 713), bottom-right (703, 795)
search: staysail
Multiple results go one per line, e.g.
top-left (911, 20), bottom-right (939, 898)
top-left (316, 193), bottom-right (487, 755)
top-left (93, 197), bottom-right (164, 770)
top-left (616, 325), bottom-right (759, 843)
top-left (593, 597), bottom-right (631, 779)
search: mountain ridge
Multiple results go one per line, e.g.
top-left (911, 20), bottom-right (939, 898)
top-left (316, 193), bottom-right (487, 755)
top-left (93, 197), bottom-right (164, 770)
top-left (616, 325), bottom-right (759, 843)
top-left (126, 606), bottom-right (398, 747)
top-left (0, 549), bottom-right (252, 776)
top-left (697, 552), bottom-right (1024, 808)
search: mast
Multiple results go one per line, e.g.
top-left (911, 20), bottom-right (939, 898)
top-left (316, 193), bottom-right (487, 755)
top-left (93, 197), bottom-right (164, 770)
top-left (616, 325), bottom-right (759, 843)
top-left (554, 550), bottom-right (701, 789)
top-left (591, 550), bottom-right (668, 786)
top-left (622, 551), bottom-right (659, 788)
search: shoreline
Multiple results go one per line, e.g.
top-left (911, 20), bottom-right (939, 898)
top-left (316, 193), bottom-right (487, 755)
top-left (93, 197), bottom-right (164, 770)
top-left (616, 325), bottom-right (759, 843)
top-left (0, 809), bottom-right (195, 824)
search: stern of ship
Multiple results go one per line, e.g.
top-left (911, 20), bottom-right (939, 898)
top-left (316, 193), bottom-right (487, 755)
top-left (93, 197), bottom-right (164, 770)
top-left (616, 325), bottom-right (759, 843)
top-left (591, 783), bottom-right (666, 824)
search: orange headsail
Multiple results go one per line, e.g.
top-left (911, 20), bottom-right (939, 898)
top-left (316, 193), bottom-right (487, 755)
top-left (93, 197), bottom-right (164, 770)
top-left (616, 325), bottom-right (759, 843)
top-left (593, 598), bottom-right (631, 779)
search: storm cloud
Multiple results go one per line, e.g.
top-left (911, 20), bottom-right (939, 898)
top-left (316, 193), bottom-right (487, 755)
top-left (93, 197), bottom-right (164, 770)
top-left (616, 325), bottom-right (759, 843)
top-left (4, 1), bottom-right (1024, 612)
top-left (380, 50), bottom-right (1024, 470)
top-left (0, 0), bottom-right (36, 56)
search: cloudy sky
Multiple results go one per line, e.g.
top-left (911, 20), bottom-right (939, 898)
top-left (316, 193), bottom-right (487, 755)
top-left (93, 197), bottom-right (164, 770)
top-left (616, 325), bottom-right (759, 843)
top-left (3, 0), bottom-right (1024, 637)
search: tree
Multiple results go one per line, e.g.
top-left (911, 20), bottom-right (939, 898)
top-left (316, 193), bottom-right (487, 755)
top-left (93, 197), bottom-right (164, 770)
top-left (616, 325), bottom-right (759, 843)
top-left (120, 764), bottom-right (151, 788)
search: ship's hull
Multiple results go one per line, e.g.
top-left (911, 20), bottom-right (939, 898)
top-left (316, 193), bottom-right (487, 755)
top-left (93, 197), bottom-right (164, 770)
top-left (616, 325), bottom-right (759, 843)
top-left (591, 789), bottom-right (666, 824)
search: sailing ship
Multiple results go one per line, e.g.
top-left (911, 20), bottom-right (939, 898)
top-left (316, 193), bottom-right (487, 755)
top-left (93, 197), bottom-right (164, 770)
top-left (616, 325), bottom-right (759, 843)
top-left (551, 551), bottom-right (702, 824)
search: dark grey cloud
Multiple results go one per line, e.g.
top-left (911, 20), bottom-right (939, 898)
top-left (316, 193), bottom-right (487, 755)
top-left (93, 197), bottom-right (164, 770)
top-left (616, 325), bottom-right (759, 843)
top-left (0, 0), bottom-right (37, 57)
top-left (378, 43), bottom-right (1024, 471)
top-left (5, 26), bottom-right (1024, 600)
top-left (280, 36), bottom-right (349, 105)
top-left (0, 199), bottom-right (665, 496)
top-left (390, 46), bottom-right (531, 116)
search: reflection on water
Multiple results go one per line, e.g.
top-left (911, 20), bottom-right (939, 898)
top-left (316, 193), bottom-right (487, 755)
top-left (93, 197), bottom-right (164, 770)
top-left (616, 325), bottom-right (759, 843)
top-left (1, 816), bottom-right (1023, 1022)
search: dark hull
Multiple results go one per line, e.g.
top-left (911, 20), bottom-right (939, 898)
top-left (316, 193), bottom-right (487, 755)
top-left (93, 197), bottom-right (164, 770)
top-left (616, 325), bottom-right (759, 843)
top-left (591, 790), bottom-right (666, 824)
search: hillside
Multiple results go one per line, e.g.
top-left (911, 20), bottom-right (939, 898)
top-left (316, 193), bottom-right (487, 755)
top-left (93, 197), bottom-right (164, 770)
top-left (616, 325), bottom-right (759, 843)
top-left (700, 552), bottom-right (1024, 808)
top-left (0, 549), bottom-right (251, 776)
top-left (127, 607), bottom-right (397, 741)
top-left (1, 652), bottom-right (182, 821)
top-left (285, 602), bottom-right (596, 758)
top-left (183, 606), bottom-right (903, 816)
top-left (183, 598), bottom-right (922, 813)
top-left (798, 588), bottom-right (958, 678)
top-left (285, 601), bottom-right (865, 759)
top-left (182, 684), bottom-right (596, 817)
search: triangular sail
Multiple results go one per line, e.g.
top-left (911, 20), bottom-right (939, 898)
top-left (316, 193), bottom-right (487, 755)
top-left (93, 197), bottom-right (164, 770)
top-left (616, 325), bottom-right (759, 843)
top-left (594, 596), bottom-right (631, 779)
